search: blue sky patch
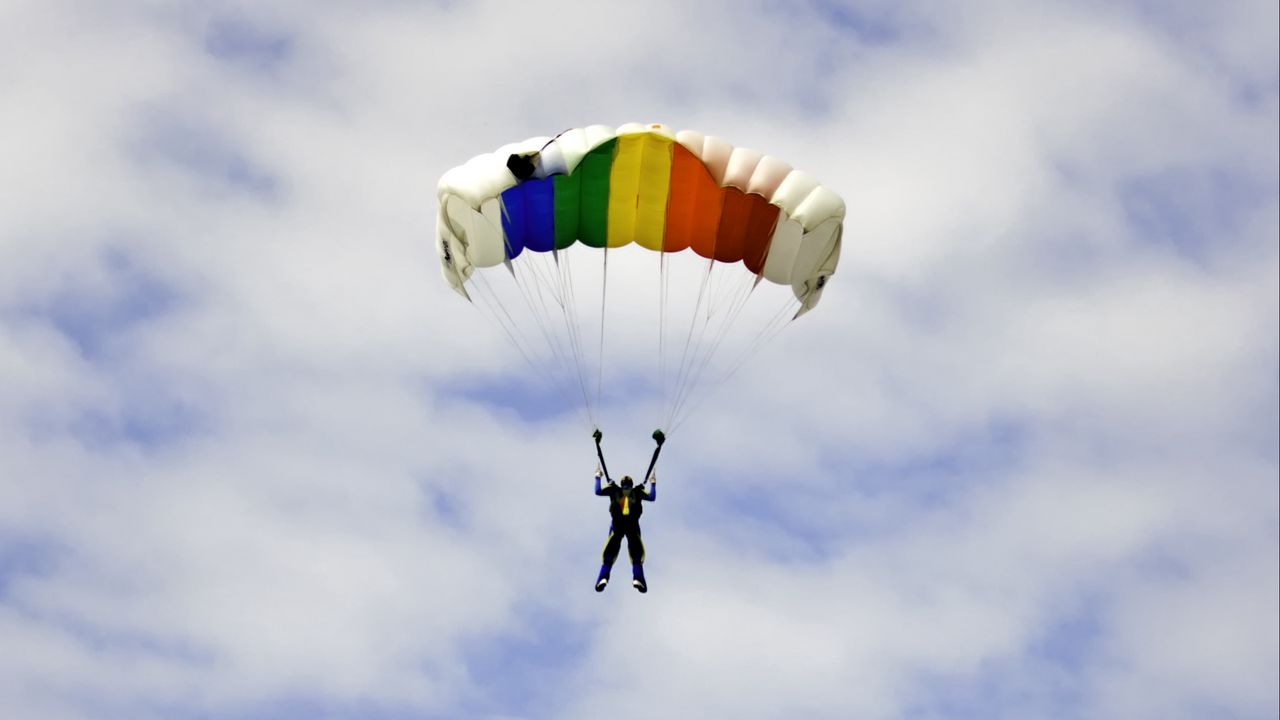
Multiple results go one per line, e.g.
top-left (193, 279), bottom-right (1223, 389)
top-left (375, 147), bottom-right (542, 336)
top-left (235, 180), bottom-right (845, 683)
top-left (901, 605), bottom-right (1101, 720)
top-left (152, 694), bottom-right (442, 720)
top-left (13, 246), bottom-right (214, 449)
top-left (800, 0), bottom-right (906, 45)
top-left (828, 416), bottom-right (1029, 504)
top-left (63, 392), bottom-right (209, 451)
top-left (0, 535), bottom-right (63, 600)
top-left (1120, 164), bottom-right (1276, 265)
top-left (676, 417), bottom-right (1029, 561)
top-left (417, 477), bottom-right (469, 531)
top-left (130, 108), bottom-right (280, 201)
top-left (455, 603), bottom-right (591, 718)
top-left (443, 372), bottom-right (586, 423)
top-left (26, 247), bottom-right (179, 363)
top-left (204, 16), bottom-right (294, 72)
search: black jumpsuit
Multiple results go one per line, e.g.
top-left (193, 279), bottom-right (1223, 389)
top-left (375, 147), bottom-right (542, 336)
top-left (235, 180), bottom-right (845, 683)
top-left (595, 476), bottom-right (655, 576)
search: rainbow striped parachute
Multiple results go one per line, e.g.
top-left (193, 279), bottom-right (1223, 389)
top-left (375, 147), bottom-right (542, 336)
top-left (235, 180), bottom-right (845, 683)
top-left (436, 123), bottom-right (845, 432)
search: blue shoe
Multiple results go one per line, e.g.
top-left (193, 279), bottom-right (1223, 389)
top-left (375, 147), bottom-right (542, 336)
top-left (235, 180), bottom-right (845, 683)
top-left (631, 563), bottom-right (647, 593)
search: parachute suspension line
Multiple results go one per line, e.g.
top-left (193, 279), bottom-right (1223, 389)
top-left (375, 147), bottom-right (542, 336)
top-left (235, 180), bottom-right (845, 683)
top-left (658, 250), bottom-right (670, 421)
top-left (673, 256), bottom-right (733, 410)
top-left (494, 196), bottom-right (593, 425)
top-left (680, 289), bottom-right (798, 422)
top-left (469, 269), bottom-right (591, 430)
top-left (572, 249), bottom-right (600, 427)
top-left (664, 260), bottom-right (704, 427)
top-left (525, 249), bottom-right (565, 307)
top-left (678, 263), bottom-right (778, 424)
top-left (537, 247), bottom-right (597, 428)
top-left (436, 216), bottom-right (576, 420)
top-left (667, 259), bottom-right (746, 428)
top-left (508, 257), bottom-right (575, 393)
top-left (665, 257), bottom-right (716, 429)
top-left (665, 267), bottom-right (754, 428)
top-left (677, 256), bottom-right (731, 421)
top-left (526, 249), bottom-right (579, 376)
top-left (469, 272), bottom-right (535, 366)
top-left (596, 246), bottom-right (609, 412)
top-left (470, 270), bottom-right (542, 372)
top-left (505, 251), bottom-right (596, 428)
top-left (737, 295), bottom-right (801, 369)
top-left (670, 294), bottom-right (798, 434)
top-left (545, 247), bottom-right (599, 428)
top-left (503, 261), bottom-right (581, 423)
top-left (557, 246), bottom-right (598, 428)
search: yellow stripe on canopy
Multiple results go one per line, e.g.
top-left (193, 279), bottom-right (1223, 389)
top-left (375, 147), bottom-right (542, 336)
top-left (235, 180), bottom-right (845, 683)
top-left (607, 133), bottom-right (673, 249)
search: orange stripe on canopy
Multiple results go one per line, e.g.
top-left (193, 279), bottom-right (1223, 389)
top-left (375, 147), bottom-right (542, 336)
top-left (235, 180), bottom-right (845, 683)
top-left (742, 196), bottom-right (781, 274)
top-left (665, 144), bottom-right (721, 257)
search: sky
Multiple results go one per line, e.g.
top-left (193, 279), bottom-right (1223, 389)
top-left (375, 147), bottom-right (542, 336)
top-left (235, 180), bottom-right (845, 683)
top-left (0, 0), bottom-right (1277, 718)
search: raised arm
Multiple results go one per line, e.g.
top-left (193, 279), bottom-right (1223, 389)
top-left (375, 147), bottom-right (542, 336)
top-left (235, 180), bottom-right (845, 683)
top-left (640, 474), bottom-right (656, 501)
top-left (594, 467), bottom-right (613, 496)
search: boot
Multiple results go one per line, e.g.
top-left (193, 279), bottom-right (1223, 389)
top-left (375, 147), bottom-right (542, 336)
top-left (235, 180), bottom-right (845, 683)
top-left (595, 563), bottom-right (612, 592)
top-left (631, 563), bottom-right (647, 593)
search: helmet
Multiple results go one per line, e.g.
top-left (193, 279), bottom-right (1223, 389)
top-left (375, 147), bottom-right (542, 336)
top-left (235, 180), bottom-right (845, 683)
top-left (620, 475), bottom-right (634, 489)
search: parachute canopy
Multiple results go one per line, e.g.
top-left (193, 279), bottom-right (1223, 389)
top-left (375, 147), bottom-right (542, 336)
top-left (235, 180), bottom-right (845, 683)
top-left (435, 123), bottom-right (845, 432)
top-left (437, 123), bottom-right (844, 317)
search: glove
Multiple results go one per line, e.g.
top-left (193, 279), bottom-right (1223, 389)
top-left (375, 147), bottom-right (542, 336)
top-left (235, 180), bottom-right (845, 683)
top-left (648, 472), bottom-right (657, 484)
top-left (592, 429), bottom-right (603, 442)
top-left (594, 465), bottom-right (603, 480)
top-left (652, 429), bottom-right (665, 446)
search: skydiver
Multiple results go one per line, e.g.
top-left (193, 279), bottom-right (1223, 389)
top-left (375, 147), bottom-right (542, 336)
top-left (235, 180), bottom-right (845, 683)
top-left (592, 428), bottom-right (664, 593)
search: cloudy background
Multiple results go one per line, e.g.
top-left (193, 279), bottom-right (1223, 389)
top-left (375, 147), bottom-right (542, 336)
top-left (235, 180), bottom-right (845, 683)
top-left (1, 1), bottom-right (1277, 718)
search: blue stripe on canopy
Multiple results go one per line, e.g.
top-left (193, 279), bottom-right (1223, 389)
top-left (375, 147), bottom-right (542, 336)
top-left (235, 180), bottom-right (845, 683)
top-left (501, 178), bottom-right (556, 257)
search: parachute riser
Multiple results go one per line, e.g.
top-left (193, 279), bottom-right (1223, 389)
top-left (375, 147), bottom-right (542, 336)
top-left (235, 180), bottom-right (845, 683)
top-left (594, 432), bottom-right (611, 484)
top-left (593, 429), bottom-right (665, 484)
top-left (643, 429), bottom-right (666, 481)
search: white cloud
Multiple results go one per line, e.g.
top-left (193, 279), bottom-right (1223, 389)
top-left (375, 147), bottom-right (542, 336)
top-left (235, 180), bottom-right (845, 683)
top-left (0, 1), bottom-right (1275, 718)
